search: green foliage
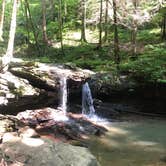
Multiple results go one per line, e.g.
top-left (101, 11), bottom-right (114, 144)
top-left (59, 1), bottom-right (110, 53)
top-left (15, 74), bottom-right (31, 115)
top-left (159, 7), bottom-right (166, 16)
top-left (47, 21), bottom-right (59, 38)
top-left (137, 29), bottom-right (161, 43)
top-left (118, 28), bottom-right (131, 43)
top-left (120, 43), bottom-right (166, 83)
top-left (1, 0), bottom-right (165, 86)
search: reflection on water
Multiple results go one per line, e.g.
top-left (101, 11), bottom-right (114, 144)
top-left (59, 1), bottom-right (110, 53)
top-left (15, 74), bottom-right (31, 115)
top-left (87, 119), bottom-right (166, 166)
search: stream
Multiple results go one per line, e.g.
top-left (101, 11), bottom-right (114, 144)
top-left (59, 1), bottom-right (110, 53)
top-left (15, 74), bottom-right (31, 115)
top-left (86, 119), bottom-right (166, 166)
top-left (69, 83), bottom-right (166, 165)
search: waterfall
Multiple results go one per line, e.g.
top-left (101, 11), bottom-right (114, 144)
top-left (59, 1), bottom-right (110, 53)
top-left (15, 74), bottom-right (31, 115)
top-left (59, 77), bottom-right (68, 114)
top-left (82, 82), bottom-right (95, 117)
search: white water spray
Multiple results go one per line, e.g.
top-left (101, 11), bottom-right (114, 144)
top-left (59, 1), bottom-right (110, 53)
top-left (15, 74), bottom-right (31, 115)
top-left (59, 77), bottom-right (68, 114)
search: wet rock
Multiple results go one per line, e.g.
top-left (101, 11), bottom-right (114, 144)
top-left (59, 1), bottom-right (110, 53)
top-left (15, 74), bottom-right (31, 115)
top-left (16, 108), bottom-right (107, 141)
top-left (0, 138), bottom-right (100, 166)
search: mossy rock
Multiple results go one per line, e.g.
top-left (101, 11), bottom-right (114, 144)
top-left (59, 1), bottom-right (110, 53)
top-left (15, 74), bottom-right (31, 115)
top-left (89, 73), bottom-right (138, 97)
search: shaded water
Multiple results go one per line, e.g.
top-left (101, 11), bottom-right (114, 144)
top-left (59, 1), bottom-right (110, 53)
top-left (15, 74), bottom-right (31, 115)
top-left (87, 119), bottom-right (166, 166)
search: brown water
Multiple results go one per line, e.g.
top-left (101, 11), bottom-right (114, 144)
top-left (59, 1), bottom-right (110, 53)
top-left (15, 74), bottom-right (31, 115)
top-left (87, 119), bottom-right (166, 166)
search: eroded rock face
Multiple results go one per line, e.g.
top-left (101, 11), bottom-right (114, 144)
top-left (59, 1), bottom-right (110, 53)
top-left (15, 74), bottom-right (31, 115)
top-left (0, 71), bottom-right (39, 102)
top-left (0, 138), bottom-right (100, 166)
top-left (0, 59), bottom-right (95, 114)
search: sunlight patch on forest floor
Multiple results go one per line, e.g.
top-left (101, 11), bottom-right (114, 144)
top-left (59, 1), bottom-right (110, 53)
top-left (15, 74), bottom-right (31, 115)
top-left (52, 29), bottom-right (102, 48)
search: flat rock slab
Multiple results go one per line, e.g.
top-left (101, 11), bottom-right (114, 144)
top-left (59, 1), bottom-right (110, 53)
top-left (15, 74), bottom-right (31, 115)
top-left (17, 108), bottom-right (107, 140)
top-left (0, 138), bottom-right (100, 166)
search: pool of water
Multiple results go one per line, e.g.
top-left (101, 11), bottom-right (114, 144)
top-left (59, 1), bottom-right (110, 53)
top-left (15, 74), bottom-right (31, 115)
top-left (86, 119), bottom-right (166, 166)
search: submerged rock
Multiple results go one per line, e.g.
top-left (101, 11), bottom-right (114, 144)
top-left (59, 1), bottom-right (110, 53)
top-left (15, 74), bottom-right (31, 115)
top-left (0, 138), bottom-right (100, 166)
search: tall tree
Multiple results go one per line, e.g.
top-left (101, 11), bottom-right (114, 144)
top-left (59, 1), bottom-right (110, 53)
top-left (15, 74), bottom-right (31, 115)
top-left (24, 0), bottom-right (40, 52)
top-left (80, 0), bottom-right (87, 42)
top-left (0, 0), bottom-right (6, 41)
top-left (50, 0), bottom-right (56, 21)
top-left (23, 0), bottom-right (30, 43)
top-left (161, 10), bottom-right (166, 40)
top-left (58, 0), bottom-right (64, 54)
top-left (158, 0), bottom-right (164, 6)
top-left (64, 0), bottom-right (67, 17)
top-left (42, 0), bottom-right (49, 44)
top-left (131, 0), bottom-right (138, 57)
top-left (104, 0), bottom-right (109, 43)
top-left (113, 0), bottom-right (120, 65)
top-left (98, 0), bottom-right (103, 48)
top-left (159, 6), bottom-right (166, 40)
top-left (1, 0), bottom-right (19, 72)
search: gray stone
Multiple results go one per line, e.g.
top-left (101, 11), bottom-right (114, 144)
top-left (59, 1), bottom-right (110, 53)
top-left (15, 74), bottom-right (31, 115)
top-left (18, 126), bottom-right (39, 138)
top-left (2, 132), bottom-right (20, 143)
top-left (0, 138), bottom-right (100, 166)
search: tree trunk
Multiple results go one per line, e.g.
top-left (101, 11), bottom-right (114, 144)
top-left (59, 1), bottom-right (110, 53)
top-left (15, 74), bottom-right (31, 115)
top-left (24, 0), bottom-right (30, 43)
top-left (158, 0), bottom-right (164, 6)
top-left (58, 0), bottom-right (64, 54)
top-left (131, 24), bottom-right (137, 56)
top-left (99, 0), bottom-right (103, 48)
top-left (64, 0), bottom-right (67, 17)
top-left (162, 15), bottom-right (166, 40)
top-left (104, 0), bottom-right (108, 43)
top-left (113, 0), bottom-right (120, 65)
top-left (42, 0), bottom-right (48, 44)
top-left (80, 0), bottom-right (87, 42)
top-left (1, 0), bottom-right (19, 72)
top-left (24, 0), bottom-right (40, 53)
top-left (50, 0), bottom-right (56, 21)
top-left (131, 0), bottom-right (138, 57)
top-left (0, 0), bottom-right (6, 41)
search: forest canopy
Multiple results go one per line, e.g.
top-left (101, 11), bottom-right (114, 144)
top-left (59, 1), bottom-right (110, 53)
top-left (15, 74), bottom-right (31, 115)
top-left (0, 0), bottom-right (166, 82)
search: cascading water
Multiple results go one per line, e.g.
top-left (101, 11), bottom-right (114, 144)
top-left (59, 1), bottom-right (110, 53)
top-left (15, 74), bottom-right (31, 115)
top-left (82, 82), bottom-right (108, 124)
top-left (82, 82), bottom-right (95, 117)
top-left (59, 76), bottom-right (68, 114)
top-left (52, 76), bottom-right (68, 122)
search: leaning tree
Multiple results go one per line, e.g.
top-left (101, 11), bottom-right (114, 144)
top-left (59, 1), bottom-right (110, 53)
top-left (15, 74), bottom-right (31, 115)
top-left (1, 0), bottom-right (19, 72)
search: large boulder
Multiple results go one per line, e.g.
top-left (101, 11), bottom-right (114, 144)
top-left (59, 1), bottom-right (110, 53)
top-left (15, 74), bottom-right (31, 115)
top-left (0, 71), bottom-right (56, 114)
top-left (0, 59), bottom-right (94, 114)
top-left (0, 137), bottom-right (100, 166)
top-left (89, 73), bottom-right (166, 100)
